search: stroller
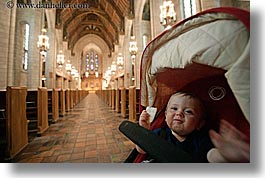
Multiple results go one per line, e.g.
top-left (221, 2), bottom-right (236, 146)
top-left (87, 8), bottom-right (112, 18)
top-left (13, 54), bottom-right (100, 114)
top-left (120, 7), bottom-right (250, 163)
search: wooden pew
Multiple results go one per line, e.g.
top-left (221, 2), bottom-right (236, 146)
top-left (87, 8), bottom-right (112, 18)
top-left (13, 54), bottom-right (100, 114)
top-left (136, 88), bottom-right (141, 119)
top-left (47, 89), bottom-right (52, 123)
top-left (48, 89), bottom-right (59, 123)
top-left (75, 89), bottom-right (79, 105)
top-left (26, 88), bottom-right (49, 138)
top-left (121, 87), bottom-right (129, 118)
top-left (83, 90), bottom-right (87, 99)
top-left (37, 87), bottom-right (49, 135)
top-left (53, 89), bottom-right (60, 120)
top-left (107, 89), bottom-right (110, 107)
top-left (102, 90), bottom-right (104, 103)
top-left (104, 90), bottom-right (108, 105)
top-left (103, 90), bottom-right (106, 103)
top-left (129, 86), bottom-right (137, 122)
top-left (26, 89), bottom-right (38, 140)
top-left (111, 89), bottom-right (115, 110)
top-left (59, 89), bottom-right (66, 116)
top-left (115, 89), bottom-right (121, 113)
top-left (0, 89), bottom-right (7, 161)
top-left (6, 86), bottom-right (28, 159)
top-left (72, 90), bottom-right (76, 107)
top-left (77, 90), bottom-right (80, 103)
top-left (107, 89), bottom-right (111, 107)
top-left (98, 90), bottom-right (103, 101)
top-left (70, 90), bottom-right (74, 109)
top-left (65, 89), bottom-right (70, 112)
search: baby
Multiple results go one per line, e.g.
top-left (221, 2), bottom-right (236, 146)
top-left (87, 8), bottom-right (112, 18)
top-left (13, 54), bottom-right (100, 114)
top-left (136, 92), bottom-right (214, 162)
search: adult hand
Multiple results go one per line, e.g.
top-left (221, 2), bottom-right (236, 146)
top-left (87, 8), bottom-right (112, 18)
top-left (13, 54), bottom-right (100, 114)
top-left (207, 119), bottom-right (250, 163)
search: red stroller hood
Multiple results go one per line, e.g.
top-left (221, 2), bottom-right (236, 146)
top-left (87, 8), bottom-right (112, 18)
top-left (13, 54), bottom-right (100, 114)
top-left (133, 7), bottom-right (250, 163)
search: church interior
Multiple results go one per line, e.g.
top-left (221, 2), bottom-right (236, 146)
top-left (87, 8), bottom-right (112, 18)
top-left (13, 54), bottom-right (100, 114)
top-left (0, 0), bottom-right (250, 163)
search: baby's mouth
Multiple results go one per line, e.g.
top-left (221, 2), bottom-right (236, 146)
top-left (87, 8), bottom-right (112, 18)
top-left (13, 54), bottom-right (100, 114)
top-left (173, 118), bottom-right (184, 124)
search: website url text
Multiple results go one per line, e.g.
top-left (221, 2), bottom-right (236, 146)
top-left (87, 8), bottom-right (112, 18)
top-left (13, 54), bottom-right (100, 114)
top-left (6, 1), bottom-right (90, 9)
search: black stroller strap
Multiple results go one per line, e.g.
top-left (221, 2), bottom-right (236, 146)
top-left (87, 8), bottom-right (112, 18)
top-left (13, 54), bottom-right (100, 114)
top-left (119, 120), bottom-right (196, 163)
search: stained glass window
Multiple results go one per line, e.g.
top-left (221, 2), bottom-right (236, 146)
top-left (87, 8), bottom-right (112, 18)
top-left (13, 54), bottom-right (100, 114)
top-left (22, 23), bottom-right (29, 71)
top-left (182, 0), bottom-right (196, 18)
top-left (85, 50), bottom-right (99, 75)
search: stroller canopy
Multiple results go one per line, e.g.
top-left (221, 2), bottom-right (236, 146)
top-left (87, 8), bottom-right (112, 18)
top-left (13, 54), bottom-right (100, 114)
top-left (140, 7), bottom-right (249, 132)
top-left (124, 7), bottom-right (250, 163)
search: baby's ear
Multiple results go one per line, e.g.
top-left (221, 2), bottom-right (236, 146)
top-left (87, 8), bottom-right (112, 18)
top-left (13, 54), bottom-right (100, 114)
top-left (197, 120), bottom-right (205, 130)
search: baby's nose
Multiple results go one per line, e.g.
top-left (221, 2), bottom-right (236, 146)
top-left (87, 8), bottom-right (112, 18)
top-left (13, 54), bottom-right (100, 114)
top-left (175, 110), bottom-right (184, 117)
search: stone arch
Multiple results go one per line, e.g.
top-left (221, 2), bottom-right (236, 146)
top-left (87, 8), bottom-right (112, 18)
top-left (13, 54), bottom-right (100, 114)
top-left (135, 0), bottom-right (149, 22)
top-left (73, 34), bottom-right (110, 74)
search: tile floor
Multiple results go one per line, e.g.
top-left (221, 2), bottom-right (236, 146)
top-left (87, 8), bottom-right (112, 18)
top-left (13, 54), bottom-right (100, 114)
top-left (12, 93), bottom-right (135, 163)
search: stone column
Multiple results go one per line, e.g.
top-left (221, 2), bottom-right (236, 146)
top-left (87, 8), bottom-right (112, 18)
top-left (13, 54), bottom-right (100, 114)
top-left (45, 9), bottom-right (56, 89)
top-left (0, 0), bottom-right (16, 88)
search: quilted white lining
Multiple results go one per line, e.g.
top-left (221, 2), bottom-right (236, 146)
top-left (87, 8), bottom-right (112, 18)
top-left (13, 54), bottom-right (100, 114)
top-left (142, 13), bottom-right (250, 121)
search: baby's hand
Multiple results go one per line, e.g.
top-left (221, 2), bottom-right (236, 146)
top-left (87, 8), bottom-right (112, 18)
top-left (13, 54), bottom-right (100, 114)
top-left (139, 110), bottom-right (150, 129)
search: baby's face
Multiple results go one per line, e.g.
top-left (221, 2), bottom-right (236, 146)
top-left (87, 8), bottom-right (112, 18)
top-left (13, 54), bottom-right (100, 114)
top-left (165, 94), bottom-right (204, 138)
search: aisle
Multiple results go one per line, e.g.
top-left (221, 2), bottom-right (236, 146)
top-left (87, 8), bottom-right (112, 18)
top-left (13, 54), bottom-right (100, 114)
top-left (13, 93), bottom-right (135, 163)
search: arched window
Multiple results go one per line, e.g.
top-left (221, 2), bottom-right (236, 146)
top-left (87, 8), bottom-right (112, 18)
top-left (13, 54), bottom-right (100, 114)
top-left (181, 0), bottom-right (196, 19)
top-left (22, 23), bottom-right (29, 71)
top-left (142, 0), bottom-right (150, 21)
top-left (85, 50), bottom-right (99, 75)
top-left (142, 34), bottom-right (148, 50)
top-left (90, 50), bottom-right (94, 71)
top-left (95, 54), bottom-right (99, 72)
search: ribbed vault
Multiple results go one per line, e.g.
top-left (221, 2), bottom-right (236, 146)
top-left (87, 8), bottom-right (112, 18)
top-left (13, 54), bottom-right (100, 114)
top-left (53, 0), bottom-right (133, 56)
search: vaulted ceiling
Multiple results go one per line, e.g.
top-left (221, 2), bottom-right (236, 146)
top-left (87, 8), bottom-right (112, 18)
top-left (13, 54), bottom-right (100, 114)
top-left (53, 0), bottom-right (133, 55)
